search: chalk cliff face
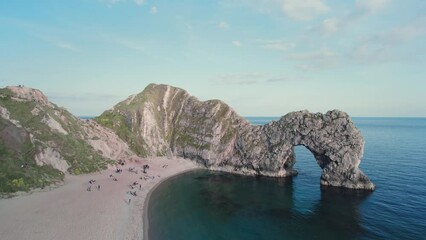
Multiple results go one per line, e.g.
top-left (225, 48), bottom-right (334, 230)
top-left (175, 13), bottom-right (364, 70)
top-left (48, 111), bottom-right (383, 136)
top-left (97, 84), bottom-right (375, 190)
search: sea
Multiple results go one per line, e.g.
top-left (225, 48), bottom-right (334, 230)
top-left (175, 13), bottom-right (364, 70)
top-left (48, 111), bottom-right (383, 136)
top-left (147, 117), bottom-right (426, 240)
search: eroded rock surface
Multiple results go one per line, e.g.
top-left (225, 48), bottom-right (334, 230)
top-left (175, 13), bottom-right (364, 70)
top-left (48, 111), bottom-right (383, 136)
top-left (98, 84), bottom-right (375, 190)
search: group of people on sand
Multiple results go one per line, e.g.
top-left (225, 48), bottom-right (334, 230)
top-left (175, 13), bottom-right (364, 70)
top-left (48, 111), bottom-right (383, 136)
top-left (109, 174), bottom-right (119, 181)
top-left (129, 181), bottom-right (141, 190)
top-left (128, 191), bottom-right (137, 197)
top-left (128, 167), bottom-right (138, 174)
top-left (142, 164), bottom-right (149, 173)
top-left (84, 160), bottom-right (160, 205)
top-left (86, 179), bottom-right (101, 192)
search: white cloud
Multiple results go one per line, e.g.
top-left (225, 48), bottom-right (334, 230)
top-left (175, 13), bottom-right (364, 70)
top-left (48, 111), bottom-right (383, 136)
top-left (37, 35), bottom-right (81, 52)
top-left (150, 6), bottom-right (158, 14)
top-left (351, 19), bottom-right (426, 63)
top-left (356, 0), bottom-right (390, 14)
top-left (218, 21), bottom-right (230, 29)
top-left (288, 48), bottom-right (337, 61)
top-left (313, 0), bottom-right (389, 36)
top-left (98, 0), bottom-right (146, 6)
top-left (108, 0), bottom-right (123, 3)
top-left (54, 41), bottom-right (81, 52)
top-left (103, 35), bottom-right (145, 52)
top-left (380, 22), bottom-right (425, 44)
top-left (255, 39), bottom-right (295, 51)
top-left (232, 40), bottom-right (241, 47)
top-left (98, 0), bottom-right (124, 6)
top-left (116, 39), bottom-right (145, 52)
top-left (287, 47), bottom-right (339, 68)
top-left (322, 18), bottom-right (339, 34)
top-left (214, 73), bottom-right (264, 85)
top-left (213, 73), bottom-right (293, 85)
top-left (282, 0), bottom-right (330, 21)
top-left (134, 0), bottom-right (145, 5)
top-left (296, 64), bottom-right (311, 71)
top-left (266, 77), bottom-right (291, 83)
top-left (219, 0), bottom-right (329, 21)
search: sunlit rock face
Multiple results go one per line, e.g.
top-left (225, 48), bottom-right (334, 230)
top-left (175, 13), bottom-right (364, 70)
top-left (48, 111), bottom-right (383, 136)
top-left (98, 84), bottom-right (375, 190)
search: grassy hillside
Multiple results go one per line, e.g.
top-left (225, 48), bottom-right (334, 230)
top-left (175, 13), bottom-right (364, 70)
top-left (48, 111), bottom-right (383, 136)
top-left (94, 84), bottom-right (164, 157)
top-left (0, 87), bottom-right (112, 193)
top-left (0, 118), bottom-right (64, 193)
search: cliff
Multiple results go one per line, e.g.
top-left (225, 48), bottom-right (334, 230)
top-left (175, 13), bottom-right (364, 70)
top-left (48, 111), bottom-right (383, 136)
top-left (97, 84), bottom-right (375, 190)
top-left (0, 86), bottom-right (140, 193)
top-left (0, 83), bottom-right (374, 192)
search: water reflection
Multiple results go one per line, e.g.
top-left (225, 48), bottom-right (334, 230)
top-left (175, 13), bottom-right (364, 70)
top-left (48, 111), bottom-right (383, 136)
top-left (149, 170), bottom-right (372, 240)
top-left (299, 187), bottom-right (372, 240)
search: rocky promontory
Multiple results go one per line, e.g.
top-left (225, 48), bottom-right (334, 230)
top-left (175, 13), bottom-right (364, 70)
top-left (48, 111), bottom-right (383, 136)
top-left (97, 84), bottom-right (375, 190)
top-left (0, 84), bottom-right (374, 192)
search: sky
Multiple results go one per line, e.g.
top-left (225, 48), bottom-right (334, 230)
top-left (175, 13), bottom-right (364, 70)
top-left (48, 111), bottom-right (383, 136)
top-left (0, 0), bottom-right (425, 117)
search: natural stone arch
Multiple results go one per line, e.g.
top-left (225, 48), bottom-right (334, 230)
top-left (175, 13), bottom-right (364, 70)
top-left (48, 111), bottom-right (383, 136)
top-left (99, 84), bottom-right (375, 190)
top-left (257, 110), bottom-right (374, 190)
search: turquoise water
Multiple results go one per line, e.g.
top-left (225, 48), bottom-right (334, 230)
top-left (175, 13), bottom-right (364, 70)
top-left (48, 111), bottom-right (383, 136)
top-left (148, 118), bottom-right (426, 240)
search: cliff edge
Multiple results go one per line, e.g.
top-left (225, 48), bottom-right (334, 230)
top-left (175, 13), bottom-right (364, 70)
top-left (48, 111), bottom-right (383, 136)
top-left (97, 84), bottom-right (375, 190)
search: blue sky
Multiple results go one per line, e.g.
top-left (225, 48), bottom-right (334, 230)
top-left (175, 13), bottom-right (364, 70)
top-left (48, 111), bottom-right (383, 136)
top-left (0, 0), bottom-right (425, 117)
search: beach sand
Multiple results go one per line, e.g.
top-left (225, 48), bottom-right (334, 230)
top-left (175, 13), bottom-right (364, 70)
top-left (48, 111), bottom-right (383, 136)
top-left (0, 157), bottom-right (198, 240)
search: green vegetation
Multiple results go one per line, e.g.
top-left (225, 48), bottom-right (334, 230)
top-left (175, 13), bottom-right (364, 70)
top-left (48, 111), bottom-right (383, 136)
top-left (175, 137), bottom-right (207, 150)
top-left (95, 110), bottom-right (149, 157)
top-left (220, 127), bottom-right (236, 145)
top-left (0, 88), bottom-right (111, 194)
top-left (0, 126), bottom-right (64, 193)
top-left (93, 84), bottom-right (173, 157)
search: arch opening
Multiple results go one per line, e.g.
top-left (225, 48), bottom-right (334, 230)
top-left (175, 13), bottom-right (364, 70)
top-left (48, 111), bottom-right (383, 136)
top-left (293, 144), bottom-right (332, 170)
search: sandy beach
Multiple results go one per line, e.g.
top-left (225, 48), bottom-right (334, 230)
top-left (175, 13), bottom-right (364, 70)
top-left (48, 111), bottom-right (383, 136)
top-left (0, 157), bottom-right (198, 240)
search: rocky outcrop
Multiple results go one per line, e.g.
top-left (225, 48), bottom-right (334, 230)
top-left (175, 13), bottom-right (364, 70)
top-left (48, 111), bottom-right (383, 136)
top-left (0, 83), bottom-right (374, 192)
top-left (98, 84), bottom-right (375, 190)
top-left (262, 111), bottom-right (373, 189)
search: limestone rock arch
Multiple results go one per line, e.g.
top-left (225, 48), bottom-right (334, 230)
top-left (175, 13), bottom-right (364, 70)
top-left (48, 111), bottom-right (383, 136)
top-left (261, 110), bottom-right (375, 190)
top-left (98, 84), bottom-right (375, 190)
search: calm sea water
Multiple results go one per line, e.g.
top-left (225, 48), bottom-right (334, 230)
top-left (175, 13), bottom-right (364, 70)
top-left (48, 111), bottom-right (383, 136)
top-left (148, 118), bottom-right (426, 240)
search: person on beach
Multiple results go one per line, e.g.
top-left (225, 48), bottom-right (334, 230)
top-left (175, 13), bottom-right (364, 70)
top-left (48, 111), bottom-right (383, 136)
top-left (98, 185), bottom-right (100, 191)
top-left (129, 198), bottom-right (131, 204)
top-left (139, 184), bottom-right (141, 190)
top-left (143, 164), bottom-right (149, 173)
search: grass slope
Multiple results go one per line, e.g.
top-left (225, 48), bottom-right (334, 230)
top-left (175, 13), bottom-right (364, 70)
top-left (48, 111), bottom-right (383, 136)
top-left (0, 88), bottom-right (111, 193)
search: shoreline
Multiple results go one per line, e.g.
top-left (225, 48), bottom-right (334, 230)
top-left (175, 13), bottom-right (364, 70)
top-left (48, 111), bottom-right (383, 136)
top-left (142, 168), bottom-right (200, 240)
top-left (0, 157), bottom-right (199, 240)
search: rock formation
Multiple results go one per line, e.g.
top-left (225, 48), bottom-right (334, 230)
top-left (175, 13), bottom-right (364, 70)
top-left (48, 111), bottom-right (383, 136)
top-left (0, 83), bottom-right (374, 192)
top-left (97, 84), bottom-right (375, 190)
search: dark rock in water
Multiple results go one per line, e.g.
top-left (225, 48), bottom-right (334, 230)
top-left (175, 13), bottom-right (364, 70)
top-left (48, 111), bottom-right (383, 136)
top-left (98, 84), bottom-right (375, 190)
